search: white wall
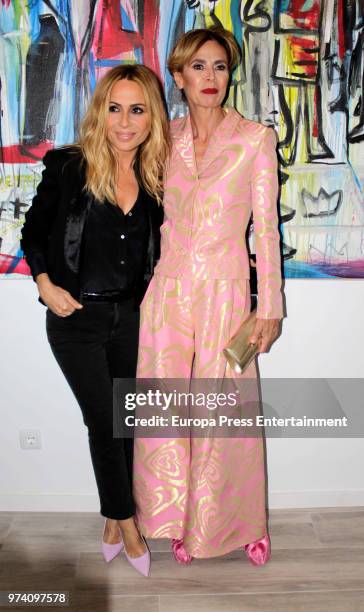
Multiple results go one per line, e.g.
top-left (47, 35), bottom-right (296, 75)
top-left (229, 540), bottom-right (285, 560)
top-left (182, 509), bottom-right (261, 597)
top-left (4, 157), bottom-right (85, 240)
top-left (1, 278), bottom-right (363, 511)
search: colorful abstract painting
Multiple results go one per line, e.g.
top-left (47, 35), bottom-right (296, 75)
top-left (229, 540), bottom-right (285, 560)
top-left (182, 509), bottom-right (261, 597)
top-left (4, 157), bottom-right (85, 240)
top-left (1, 0), bottom-right (364, 278)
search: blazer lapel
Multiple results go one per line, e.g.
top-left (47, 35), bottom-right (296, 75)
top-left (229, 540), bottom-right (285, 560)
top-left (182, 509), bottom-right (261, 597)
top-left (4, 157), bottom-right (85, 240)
top-left (172, 115), bottom-right (197, 177)
top-left (63, 156), bottom-right (91, 274)
top-left (64, 191), bottom-right (93, 274)
top-left (172, 107), bottom-right (242, 177)
top-left (142, 192), bottom-right (163, 281)
top-left (197, 107), bottom-right (242, 175)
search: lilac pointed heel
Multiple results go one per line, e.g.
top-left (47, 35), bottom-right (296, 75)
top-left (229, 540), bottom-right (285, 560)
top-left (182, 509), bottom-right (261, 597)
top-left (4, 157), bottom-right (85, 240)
top-left (171, 538), bottom-right (193, 564)
top-left (244, 534), bottom-right (271, 566)
top-left (101, 520), bottom-right (123, 563)
top-left (121, 533), bottom-right (151, 577)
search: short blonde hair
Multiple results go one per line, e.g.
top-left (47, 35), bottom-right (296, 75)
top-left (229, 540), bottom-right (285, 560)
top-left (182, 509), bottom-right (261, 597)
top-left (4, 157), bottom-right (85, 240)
top-left (78, 64), bottom-right (170, 205)
top-left (168, 26), bottom-right (241, 75)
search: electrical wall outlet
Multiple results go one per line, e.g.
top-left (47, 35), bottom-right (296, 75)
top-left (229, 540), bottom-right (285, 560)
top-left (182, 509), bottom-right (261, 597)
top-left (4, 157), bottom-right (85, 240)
top-left (19, 429), bottom-right (42, 450)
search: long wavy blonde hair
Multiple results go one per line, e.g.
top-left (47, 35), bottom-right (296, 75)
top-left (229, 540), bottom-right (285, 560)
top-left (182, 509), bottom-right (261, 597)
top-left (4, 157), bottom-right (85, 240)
top-left (78, 64), bottom-right (170, 204)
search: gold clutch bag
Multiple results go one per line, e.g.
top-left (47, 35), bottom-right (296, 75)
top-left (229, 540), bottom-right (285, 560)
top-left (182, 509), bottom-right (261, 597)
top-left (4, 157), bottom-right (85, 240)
top-left (223, 309), bottom-right (258, 374)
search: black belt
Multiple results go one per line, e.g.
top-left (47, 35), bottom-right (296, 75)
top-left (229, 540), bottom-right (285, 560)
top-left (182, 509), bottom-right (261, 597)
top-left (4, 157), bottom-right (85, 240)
top-left (82, 288), bottom-right (136, 303)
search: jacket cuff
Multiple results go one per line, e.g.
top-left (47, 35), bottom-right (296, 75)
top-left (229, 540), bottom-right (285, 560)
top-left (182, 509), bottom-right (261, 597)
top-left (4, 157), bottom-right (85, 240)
top-left (256, 285), bottom-right (284, 319)
top-left (25, 251), bottom-right (48, 281)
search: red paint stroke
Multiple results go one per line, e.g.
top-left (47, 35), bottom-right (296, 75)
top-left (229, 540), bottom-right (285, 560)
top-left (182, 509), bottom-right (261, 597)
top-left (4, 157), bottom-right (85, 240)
top-left (286, 0), bottom-right (321, 31)
top-left (143, 1), bottom-right (161, 75)
top-left (0, 143), bottom-right (54, 164)
top-left (290, 35), bottom-right (319, 78)
top-left (0, 254), bottom-right (30, 276)
top-left (337, 0), bottom-right (345, 59)
top-left (312, 86), bottom-right (318, 137)
top-left (94, 0), bottom-right (142, 58)
top-left (93, 0), bottom-right (160, 75)
top-left (1, 0), bottom-right (11, 7)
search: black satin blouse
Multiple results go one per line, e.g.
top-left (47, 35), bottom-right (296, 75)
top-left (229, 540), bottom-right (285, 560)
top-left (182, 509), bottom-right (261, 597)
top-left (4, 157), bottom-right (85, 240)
top-left (81, 189), bottom-right (149, 293)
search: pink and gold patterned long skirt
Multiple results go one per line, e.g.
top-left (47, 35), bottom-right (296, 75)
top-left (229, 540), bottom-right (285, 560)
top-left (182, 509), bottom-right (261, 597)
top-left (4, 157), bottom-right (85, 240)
top-left (133, 275), bottom-right (267, 558)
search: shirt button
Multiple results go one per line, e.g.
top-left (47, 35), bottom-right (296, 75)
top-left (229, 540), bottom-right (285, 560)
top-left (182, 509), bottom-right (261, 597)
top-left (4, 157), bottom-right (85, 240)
top-left (128, 212), bottom-right (132, 216)
top-left (120, 260), bottom-right (125, 265)
top-left (120, 234), bottom-right (125, 239)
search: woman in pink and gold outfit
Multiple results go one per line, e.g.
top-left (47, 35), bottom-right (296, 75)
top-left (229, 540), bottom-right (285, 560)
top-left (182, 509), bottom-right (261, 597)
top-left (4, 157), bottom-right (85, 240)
top-left (133, 27), bottom-right (284, 566)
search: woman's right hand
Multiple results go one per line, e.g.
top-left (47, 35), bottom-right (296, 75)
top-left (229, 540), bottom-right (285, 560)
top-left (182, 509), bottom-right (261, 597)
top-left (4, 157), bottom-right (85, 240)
top-left (36, 273), bottom-right (83, 317)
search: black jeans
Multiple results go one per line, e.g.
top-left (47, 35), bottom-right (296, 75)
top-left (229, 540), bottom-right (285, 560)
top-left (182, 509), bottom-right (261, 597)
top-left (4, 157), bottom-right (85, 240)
top-left (46, 299), bottom-right (139, 520)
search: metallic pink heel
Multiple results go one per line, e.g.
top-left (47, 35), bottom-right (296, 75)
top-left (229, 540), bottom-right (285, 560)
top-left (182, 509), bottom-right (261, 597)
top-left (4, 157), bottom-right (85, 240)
top-left (171, 538), bottom-right (193, 564)
top-left (121, 533), bottom-right (151, 577)
top-left (244, 534), bottom-right (271, 566)
top-left (101, 520), bottom-right (123, 563)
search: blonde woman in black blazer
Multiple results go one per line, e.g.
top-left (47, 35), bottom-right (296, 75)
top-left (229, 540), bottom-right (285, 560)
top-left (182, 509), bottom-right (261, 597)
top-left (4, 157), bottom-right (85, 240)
top-left (21, 64), bottom-right (169, 578)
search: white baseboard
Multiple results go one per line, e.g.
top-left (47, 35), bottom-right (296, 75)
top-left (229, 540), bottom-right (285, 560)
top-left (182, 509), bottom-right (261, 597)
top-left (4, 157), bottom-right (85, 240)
top-left (0, 490), bottom-right (363, 513)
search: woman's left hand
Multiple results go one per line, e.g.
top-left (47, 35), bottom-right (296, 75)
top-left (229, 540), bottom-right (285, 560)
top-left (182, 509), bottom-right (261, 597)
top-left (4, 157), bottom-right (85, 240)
top-left (249, 318), bottom-right (281, 353)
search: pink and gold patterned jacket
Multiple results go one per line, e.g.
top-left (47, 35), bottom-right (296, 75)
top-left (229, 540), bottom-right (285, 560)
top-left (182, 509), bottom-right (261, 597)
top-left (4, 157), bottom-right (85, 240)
top-left (154, 107), bottom-right (284, 319)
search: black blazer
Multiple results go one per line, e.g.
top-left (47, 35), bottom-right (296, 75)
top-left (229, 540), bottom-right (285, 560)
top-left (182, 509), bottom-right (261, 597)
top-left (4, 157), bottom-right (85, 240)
top-left (21, 147), bottom-right (163, 303)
